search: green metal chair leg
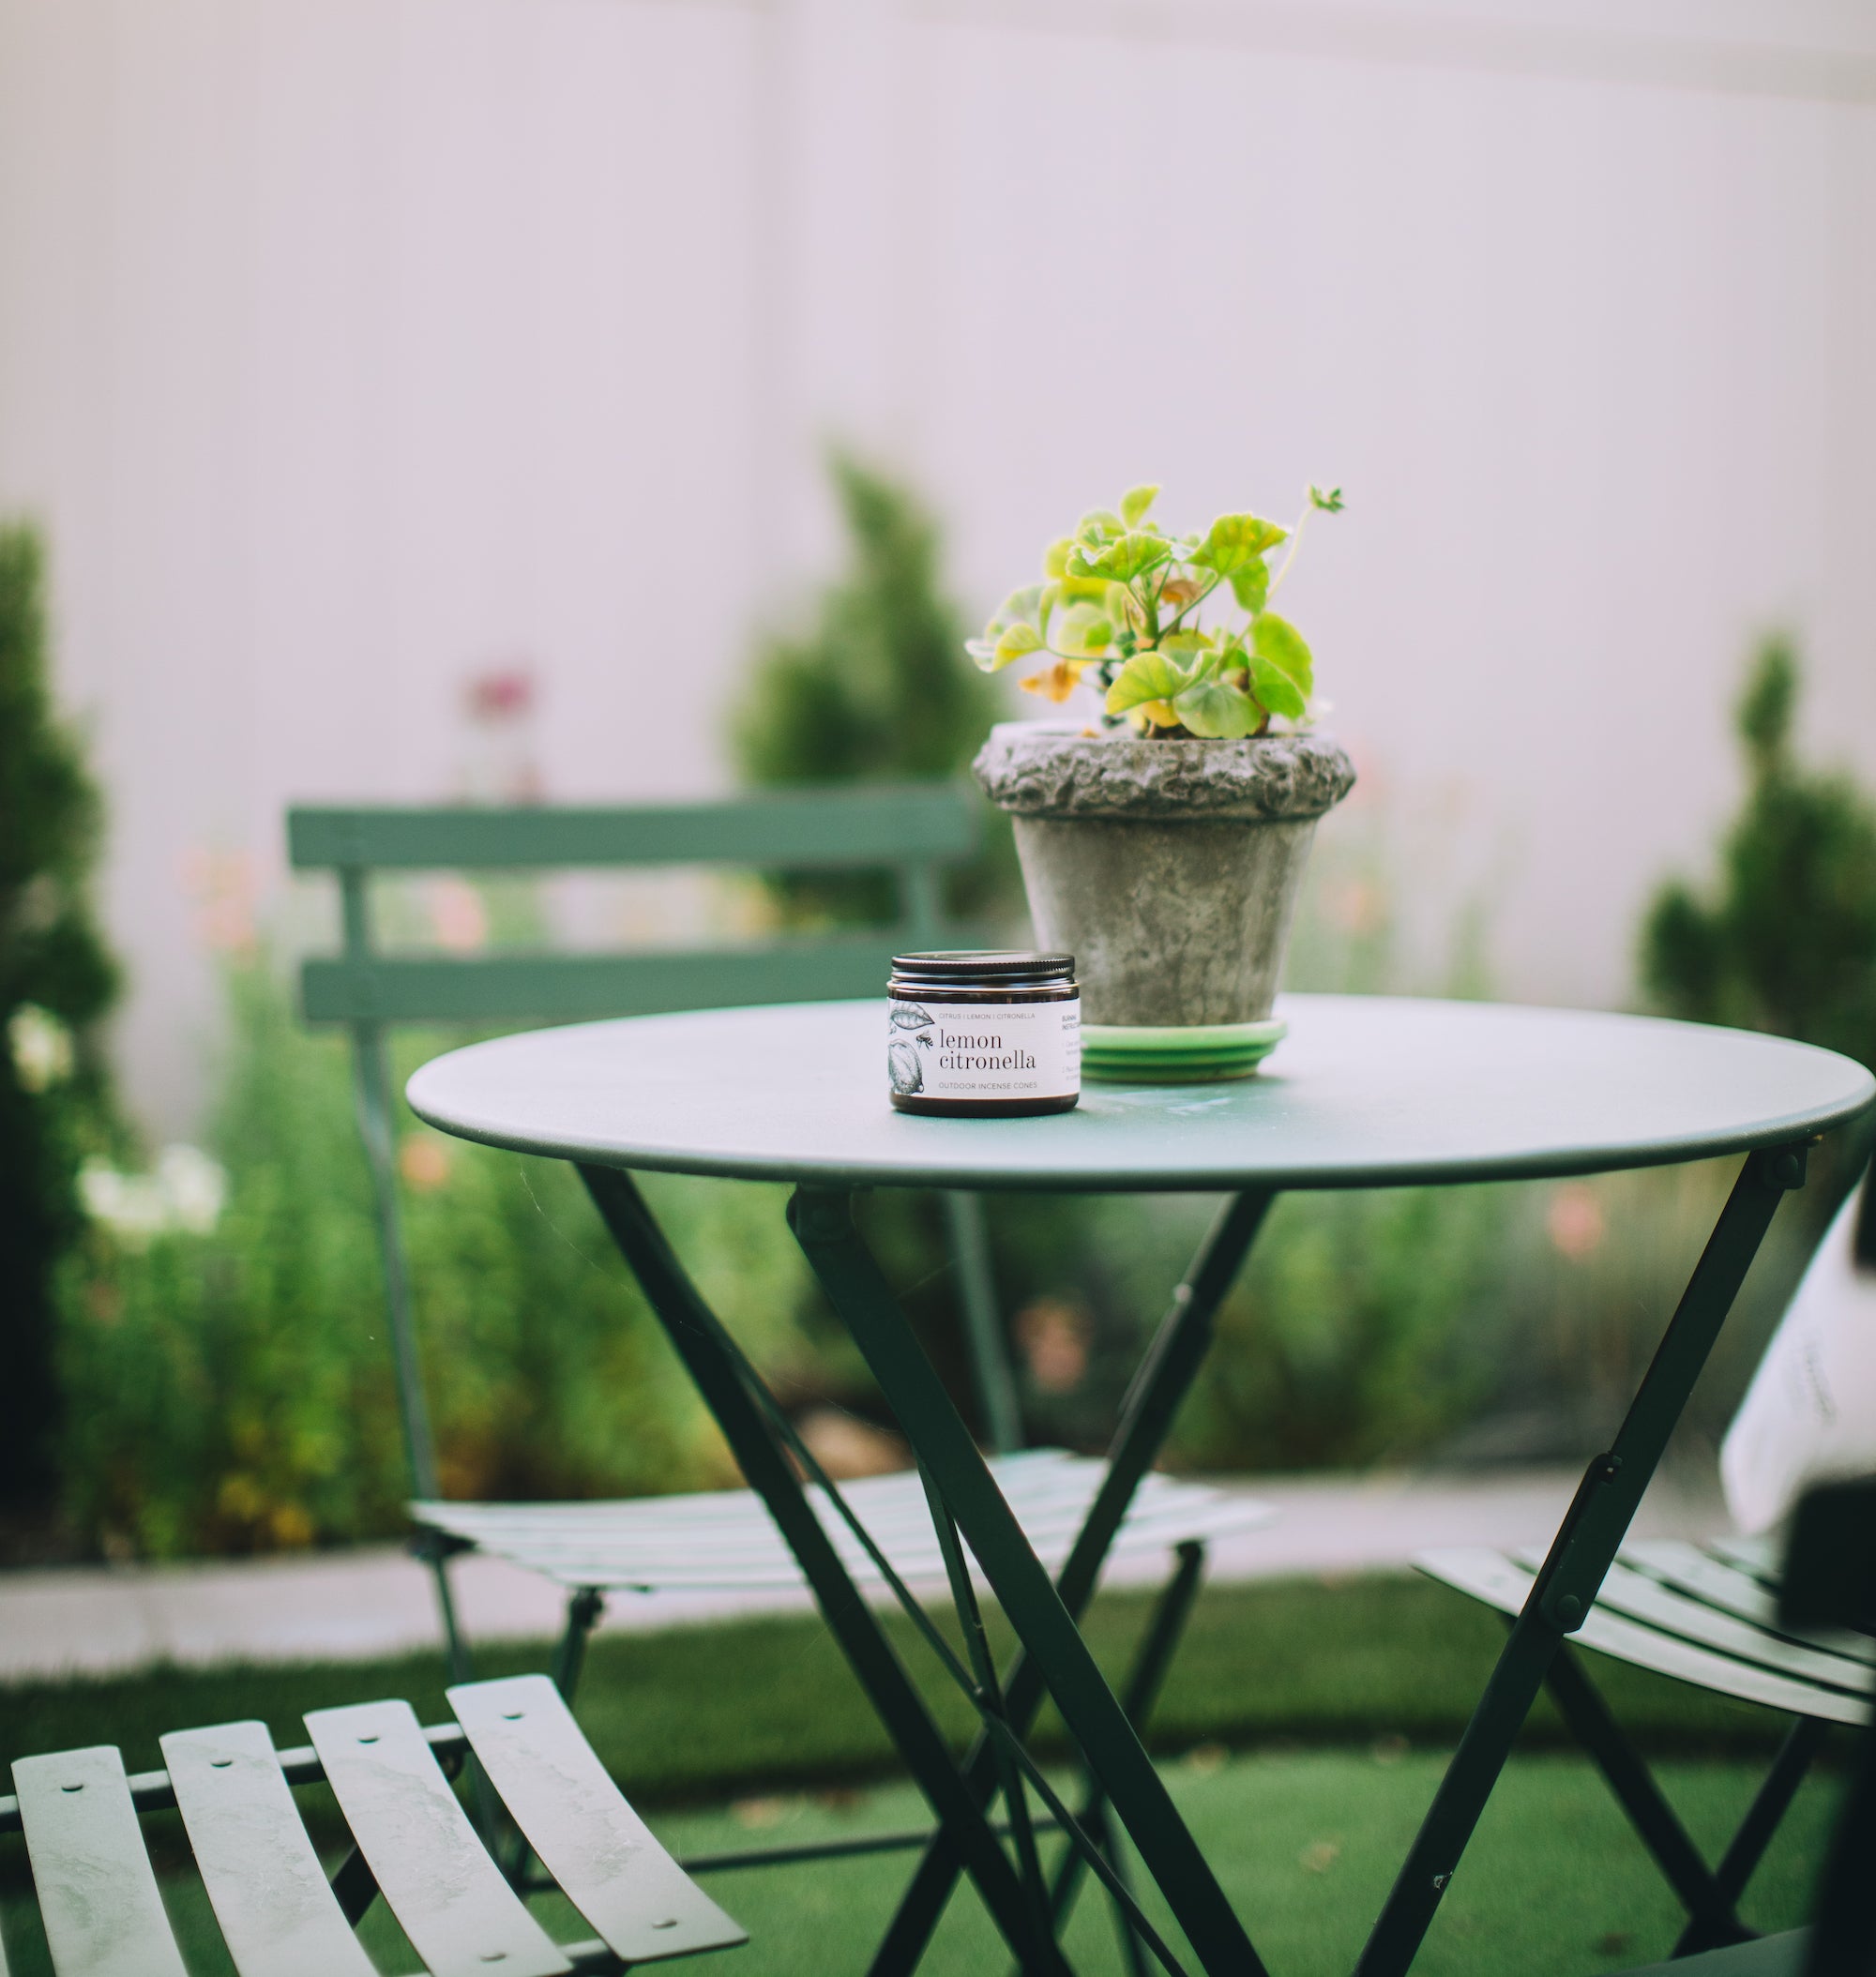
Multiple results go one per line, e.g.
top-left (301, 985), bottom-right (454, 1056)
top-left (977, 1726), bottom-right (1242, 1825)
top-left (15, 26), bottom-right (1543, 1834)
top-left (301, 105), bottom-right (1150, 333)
top-left (943, 1191), bottom-right (1021, 1456)
top-left (1678, 1717), bottom-right (1830, 1954)
top-left (1355, 1143), bottom-right (1806, 1977)
top-left (551, 1587), bottom-right (607, 1701)
top-left (1542, 1640), bottom-right (1751, 1950)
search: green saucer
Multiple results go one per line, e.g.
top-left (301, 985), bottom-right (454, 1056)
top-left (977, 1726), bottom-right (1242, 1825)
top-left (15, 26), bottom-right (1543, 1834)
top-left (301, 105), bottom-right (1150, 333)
top-left (1081, 1019), bottom-right (1288, 1085)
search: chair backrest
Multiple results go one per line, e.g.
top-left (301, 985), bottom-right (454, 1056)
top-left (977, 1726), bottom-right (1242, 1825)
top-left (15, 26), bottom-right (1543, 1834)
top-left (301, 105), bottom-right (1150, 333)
top-left (290, 786), bottom-right (981, 1026)
top-left (287, 785), bottom-right (1021, 1504)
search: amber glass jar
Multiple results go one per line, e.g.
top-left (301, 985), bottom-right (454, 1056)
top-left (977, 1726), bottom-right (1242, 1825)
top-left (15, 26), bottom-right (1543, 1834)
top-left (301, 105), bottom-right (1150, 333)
top-left (886, 952), bottom-right (1080, 1117)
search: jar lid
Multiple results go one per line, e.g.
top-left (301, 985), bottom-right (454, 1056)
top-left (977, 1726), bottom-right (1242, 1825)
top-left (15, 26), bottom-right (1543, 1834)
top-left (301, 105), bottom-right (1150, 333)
top-left (890, 950), bottom-right (1075, 986)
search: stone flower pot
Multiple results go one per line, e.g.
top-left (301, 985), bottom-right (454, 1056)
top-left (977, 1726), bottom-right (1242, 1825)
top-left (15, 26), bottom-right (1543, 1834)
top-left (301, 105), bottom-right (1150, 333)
top-left (972, 721), bottom-right (1355, 1073)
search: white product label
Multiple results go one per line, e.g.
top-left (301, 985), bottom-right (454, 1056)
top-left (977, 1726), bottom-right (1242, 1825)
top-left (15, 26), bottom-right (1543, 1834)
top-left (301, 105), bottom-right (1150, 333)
top-left (887, 997), bottom-right (1080, 1102)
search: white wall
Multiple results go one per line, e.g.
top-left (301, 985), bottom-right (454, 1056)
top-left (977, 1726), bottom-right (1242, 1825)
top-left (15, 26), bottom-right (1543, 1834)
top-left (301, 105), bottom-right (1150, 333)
top-left (3, 0), bottom-right (1873, 1130)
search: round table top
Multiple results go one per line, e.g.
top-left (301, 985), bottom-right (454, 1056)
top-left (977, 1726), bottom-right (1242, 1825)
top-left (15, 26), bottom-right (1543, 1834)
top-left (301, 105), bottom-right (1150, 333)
top-left (405, 994), bottom-right (1872, 1195)
top-left (402, 996), bottom-right (1866, 1194)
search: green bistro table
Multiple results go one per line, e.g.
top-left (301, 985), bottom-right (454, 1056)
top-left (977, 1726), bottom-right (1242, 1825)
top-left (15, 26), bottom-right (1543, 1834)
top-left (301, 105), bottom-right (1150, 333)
top-left (407, 992), bottom-right (1874, 1977)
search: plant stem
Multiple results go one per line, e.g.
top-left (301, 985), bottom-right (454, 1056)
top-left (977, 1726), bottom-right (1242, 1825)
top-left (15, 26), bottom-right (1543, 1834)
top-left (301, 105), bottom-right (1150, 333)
top-left (1266, 490), bottom-right (1317, 604)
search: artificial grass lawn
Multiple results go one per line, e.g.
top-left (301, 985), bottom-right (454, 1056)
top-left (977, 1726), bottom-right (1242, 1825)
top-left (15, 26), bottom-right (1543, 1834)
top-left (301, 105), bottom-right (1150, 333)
top-left (2, 1577), bottom-right (1839, 1971)
top-left (0, 1753), bottom-right (1835, 1976)
top-left (0, 1577), bottom-right (1799, 1806)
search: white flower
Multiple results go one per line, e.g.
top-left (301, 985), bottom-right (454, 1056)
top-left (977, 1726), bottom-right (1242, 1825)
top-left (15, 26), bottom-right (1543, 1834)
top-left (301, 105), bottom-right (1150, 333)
top-left (8, 1004), bottom-right (73, 1093)
top-left (79, 1163), bottom-right (170, 1247)
top-left (156, 1144), bottom-right (227, 1234)
top-left (78, 1144), bottom-right (228, 1245)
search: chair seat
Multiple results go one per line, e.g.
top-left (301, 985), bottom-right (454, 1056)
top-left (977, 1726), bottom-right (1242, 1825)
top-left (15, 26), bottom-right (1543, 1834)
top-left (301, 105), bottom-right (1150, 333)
top-left (1606, 1927), bottom-right (1808, 1976)
top-left (1417, 1538), bottom-right (1875, 1725)
top-left (415, 1446), bottom-right (1272, 1594)
top-left (3, 1673), bottom-right (743, 1976)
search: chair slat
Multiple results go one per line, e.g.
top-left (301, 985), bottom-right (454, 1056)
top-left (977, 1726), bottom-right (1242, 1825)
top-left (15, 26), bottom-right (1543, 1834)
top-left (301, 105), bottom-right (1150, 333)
top-left (12, 1745), bottom-right (188, 1977)
top-left (1417, 1548), bottom-right (1870, 1725)
top-left (301, 941), bottom-right (919, 1024)
top-left (413, 1466), bottom-right (1272, 1592)
top-left (1512, 1550), bottom-right (1871, 1695)
top-left (449, 1676), bottom-right (746, 1965)
top-left (1621, 1541), bottom-right (1876, 1667)
top-left (286, 790), bottom-right (977, 873)
top-left (304, 1700), bottom-right (569, 1977)
top-left (160, 1721), bottom-right (375, 1977)
top-left (1708, 1532), bottom-right (1783, 1584)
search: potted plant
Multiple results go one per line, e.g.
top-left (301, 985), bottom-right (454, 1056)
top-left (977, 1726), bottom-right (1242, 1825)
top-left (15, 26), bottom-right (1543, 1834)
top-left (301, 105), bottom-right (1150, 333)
top-left (967, 484), bottom-right (1354, 1081)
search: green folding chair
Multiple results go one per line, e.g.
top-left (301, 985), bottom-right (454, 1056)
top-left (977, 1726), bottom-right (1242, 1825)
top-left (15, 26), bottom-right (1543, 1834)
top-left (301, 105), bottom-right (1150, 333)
top-left (1418, 1166), bottom-right (1876, 1957)
top-left (288, 787), bottom-right (1268, 1938)
top-left (1598, 1471), bottom-right (1876, 1977)
top-left (3, 1669), bottom-right (747, 1974)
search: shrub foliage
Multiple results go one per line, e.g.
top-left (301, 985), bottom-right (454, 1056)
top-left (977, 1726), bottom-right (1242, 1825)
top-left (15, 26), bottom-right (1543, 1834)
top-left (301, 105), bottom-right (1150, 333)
top-left (0, 524), bottom-right (120, 1506)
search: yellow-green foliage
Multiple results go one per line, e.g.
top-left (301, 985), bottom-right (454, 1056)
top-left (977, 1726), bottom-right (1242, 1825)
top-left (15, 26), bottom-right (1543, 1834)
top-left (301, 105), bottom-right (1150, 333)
top-left (56, 961), bottom-right (824, 1558)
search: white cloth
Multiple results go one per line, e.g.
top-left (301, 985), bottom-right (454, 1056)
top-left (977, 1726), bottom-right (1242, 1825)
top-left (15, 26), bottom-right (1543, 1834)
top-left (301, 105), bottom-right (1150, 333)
top-left (1721, 1180), bottom-right (1876, 1534)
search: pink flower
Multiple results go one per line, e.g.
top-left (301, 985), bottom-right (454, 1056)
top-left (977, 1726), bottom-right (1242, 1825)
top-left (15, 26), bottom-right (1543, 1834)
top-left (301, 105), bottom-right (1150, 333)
top-left (464, 667), bottom-right (536, 724)
top-left (1547, 1183), bottom-right (1607, 1260)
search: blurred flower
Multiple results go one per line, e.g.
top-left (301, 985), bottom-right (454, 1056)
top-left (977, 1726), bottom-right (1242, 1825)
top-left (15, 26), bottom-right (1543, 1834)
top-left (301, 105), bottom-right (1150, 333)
top-left (8, 1004), bottom-right (73, 1091)
top-left (465, 666), bottom-right (535, 724)
top-left (1324, 878), bottom-right (1384, 936)
top-left (80, 1144), bottom-right (228, 1246)
top-left (399, 1133), bottom-right (454, 1192)
top-left (183, 848), bottom-right (259, 956)
top-left (1015, 1296), bottom-right (1091, 1395)
top-left (1546, 1182), bottom-right (1606, 1260)
top-left (428, 878), bottom-right (489, 954)
top-left (157, 1144), bottom-right (228, 1233)
top-left (794, 1406), bottom-right (909, 1479)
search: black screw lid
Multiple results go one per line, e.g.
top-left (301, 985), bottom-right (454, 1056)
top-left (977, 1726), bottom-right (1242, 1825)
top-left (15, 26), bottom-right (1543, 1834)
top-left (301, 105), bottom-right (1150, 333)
top-left (889, 950), bottom-right (1075, 987)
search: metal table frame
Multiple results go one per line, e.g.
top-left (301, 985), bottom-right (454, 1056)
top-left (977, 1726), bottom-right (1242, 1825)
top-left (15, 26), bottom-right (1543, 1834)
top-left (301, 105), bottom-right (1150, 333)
top-left (408, 998), bottom-right (1873, 1974)
top-left (572, 1139), bottom-right (1808, 1977)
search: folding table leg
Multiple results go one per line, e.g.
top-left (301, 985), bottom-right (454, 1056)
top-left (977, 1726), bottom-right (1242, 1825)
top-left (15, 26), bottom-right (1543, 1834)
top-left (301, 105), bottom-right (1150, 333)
top-left (1036, 1540), bottom-right (1209, 1977)
top-left (1354, 1142), bottom-right (1808, 1977)
top-left (579, 1164), bottom-right (1072, 1977)
top-left (873, 1191), bottom-right (1275, 1977)
top-left (792, 1185), bottom-right (1268, 1977)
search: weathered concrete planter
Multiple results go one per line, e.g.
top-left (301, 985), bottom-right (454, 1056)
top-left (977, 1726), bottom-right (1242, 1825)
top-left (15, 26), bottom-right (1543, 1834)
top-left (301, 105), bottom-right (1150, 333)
top-left (971, 722), bottom-right (1356, 1029)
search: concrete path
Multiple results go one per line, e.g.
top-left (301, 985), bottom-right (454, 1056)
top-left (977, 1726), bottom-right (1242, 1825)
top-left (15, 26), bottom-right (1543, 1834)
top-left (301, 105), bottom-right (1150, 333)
top-left (0, 1467), bottom-right (1728, 1682)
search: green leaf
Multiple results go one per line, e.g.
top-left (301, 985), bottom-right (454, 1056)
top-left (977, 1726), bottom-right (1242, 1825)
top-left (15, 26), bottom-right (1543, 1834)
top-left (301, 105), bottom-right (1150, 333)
top-left (988, 584), bottom-right (1045, 635)
top-left (1188, 513), bottom-right (1288, 577)
top-left (964, 637), bottom-right (1002, 672)
top-left (1159, 628), bottom-right (1213, 656)
top-left (1038, 581), bottom-right (1061, 641)
top-left (1250, 656), bottom-right (1307, 719)
top-left (1251, 611), bottom-right (1313, 702)
top-left (1104, 651), bottom-right (1193, 716)
top-left (1042, 537), bottom-right (1076, 579)
top-left (1173, 679), bottom-right (1260, 738)
top-left (1075, 509), bottom-right (1126, 547)
top-left (1120, 483), bottom-right (1161, 527)
top-left (1229, 559), bottom-right (1270, 614)
top-left (993, 622), bottom-right (1045, 666)
top-left (1067, 531), bottom-right (1176, 584)
top-left (1053, 603), bottom-right (1113, 657)
top-left (1309, 484), bottom-right (1345, 513)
